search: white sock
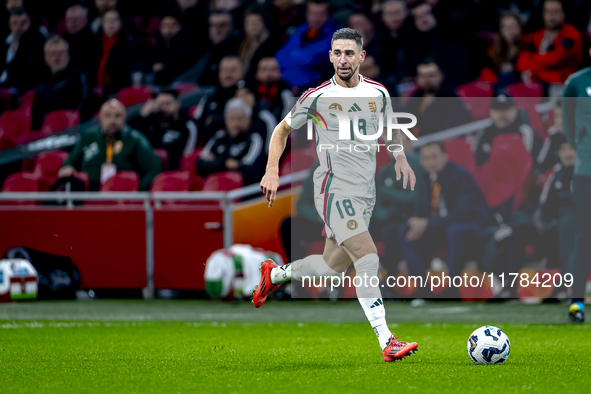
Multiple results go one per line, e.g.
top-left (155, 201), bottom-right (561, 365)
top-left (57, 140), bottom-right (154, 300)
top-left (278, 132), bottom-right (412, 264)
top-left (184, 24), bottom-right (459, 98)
top-left (270, 263), bottom-right (292, 284)
top-left (354, 253), bottom-right (392, 350)
top-left (271, 254), bottom-right (342, 284)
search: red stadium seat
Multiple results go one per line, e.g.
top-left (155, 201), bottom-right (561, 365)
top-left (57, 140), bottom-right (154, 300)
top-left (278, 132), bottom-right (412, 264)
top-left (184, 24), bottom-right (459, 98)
top-left (375, 142), bottom-right (392, 172)
top-left (91, 171), bottom-right (140, 205)
top-left (181, 148), bottom-right (204, 191)
top-left (1, 172), bottom-right (39, 205)
top-left (100, 171), bottom-right (140, 192)
top-left (279, 151), bottom-right (292, 176)
top-left (290, 148), bottom-right (317, 173)
top-left (153, 149), bottom-right (170, 171)
top-left (32, 150), bottom-right (69, 191)
top-left (151, 170), bottom-right (191, 192)
top-left (507, 82), bottom-right (544, 138)
top-left (19, 89), bottom-right (35, 111)
top-left (151, 171), bottom-right (191, 205)
top-left (202, 171), bottom-right (243, 192)
top-left (0, 109), bottom-right (31, 150)
top-left (476, 134), bottom-right (532, 211)
top-left (457, 80), bottom-right (494, 120)
top-left (40, 110), bottom-right (80, 136)
top-left (116, 86), bottom-right (153, 107)
top-left (443, 138), bottom-right (477, 177)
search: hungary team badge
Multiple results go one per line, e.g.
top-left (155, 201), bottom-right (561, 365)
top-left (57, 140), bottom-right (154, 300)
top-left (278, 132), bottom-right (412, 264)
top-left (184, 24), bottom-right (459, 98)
top-left (368, 98), bottom-right (377, 113)
top-left (347, 220), bottom-right (358, 230)
top-left (328, 103), bottom-right (343, 117)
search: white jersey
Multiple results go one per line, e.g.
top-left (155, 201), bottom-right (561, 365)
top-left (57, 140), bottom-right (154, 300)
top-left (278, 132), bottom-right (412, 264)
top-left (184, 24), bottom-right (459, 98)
top-left (284, 75), bottom-right (392, 197)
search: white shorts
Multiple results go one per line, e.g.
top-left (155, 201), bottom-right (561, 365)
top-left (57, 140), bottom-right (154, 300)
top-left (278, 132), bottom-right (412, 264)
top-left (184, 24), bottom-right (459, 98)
top-left (314, 192), bottom-right (375, 247)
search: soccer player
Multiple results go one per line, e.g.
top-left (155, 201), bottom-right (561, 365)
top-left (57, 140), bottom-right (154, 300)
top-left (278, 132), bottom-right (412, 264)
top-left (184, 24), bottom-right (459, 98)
top-left (562, 51), bottom-right (591, 323)
top-left (253, 28), bottom-right (419, 361)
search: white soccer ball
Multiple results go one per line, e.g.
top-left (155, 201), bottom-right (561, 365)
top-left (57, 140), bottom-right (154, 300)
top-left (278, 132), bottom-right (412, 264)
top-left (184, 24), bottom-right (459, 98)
top-left (467, 325), bottom-right (511, 365)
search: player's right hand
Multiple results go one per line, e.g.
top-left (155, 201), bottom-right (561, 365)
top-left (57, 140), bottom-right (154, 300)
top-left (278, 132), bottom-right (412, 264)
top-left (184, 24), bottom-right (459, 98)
top-left (260, 170), bottom-right (279, 208)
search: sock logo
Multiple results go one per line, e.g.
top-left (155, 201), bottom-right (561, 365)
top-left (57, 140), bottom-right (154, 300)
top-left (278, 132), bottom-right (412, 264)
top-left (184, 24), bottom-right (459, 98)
top-left (370, 298), bottom-right (383, 308)
top-left (374, 327), bottom-right (379, 337)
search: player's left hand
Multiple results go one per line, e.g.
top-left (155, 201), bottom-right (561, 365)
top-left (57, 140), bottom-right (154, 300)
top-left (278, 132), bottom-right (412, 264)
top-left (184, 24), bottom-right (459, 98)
top-left (394, 156), bottom-right (416, 191)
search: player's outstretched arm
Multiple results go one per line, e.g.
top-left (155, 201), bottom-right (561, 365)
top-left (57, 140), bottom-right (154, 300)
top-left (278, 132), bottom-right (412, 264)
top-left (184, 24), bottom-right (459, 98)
top-left (260, 119), bottom-right (292, 207)
top-left (389, 130), bottom-right (416, 191)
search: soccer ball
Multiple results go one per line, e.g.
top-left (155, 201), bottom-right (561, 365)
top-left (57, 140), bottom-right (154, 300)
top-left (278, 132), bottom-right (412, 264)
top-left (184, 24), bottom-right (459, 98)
top-left (467, 325), bottom-right (511, 365)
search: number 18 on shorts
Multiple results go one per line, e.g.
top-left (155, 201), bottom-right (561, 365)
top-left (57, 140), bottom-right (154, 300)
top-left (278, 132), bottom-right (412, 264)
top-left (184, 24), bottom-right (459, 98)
top-left (314, 193), bottom-right (375, 247)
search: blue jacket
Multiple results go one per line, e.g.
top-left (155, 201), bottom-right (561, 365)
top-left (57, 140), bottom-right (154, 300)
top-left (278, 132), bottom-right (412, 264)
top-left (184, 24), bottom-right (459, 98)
top-left (415, 161), bottom-right (494, 231)
top-left (275, 20), bottom-right (339, 89)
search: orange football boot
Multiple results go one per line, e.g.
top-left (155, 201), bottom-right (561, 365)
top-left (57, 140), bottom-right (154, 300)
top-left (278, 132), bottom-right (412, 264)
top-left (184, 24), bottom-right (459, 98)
top-left (252, 259), bottom-right (280, 308)
top-left (382, 334), bottom-right (419, 362)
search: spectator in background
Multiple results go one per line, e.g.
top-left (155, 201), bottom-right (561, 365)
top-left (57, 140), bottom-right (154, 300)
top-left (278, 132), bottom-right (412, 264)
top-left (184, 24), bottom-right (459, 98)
top-left (94, 9), bottom-right (132, 98)
top-left (348, 12), bottom-right (381, 80)
top-left (179, 10), bottom-right (242, 85)
top-left (197, 98), bottom-right (265, 185)
top-left (403, 58), bottom-right (470, 137)
top-left (538, 102), bottom-right (567, 175)
top-left (480, 12), bottom-right (523, 91)
top-left (395, 2), bottom-right (469, 87)
top-left (379, 138), bottom-right (423, 274)
top-left (380, 0), bottom-right (408, 79)
top-left (270, 0), bottom-right (306, 39)
top-left (537, 135), bottom-right (576, 271)
top-left (193, 55), bottom-right (246, 144)
top-left (251, 56), bottom-right (293, 122)
top-left (475, 94), bottom-right (542, 170)
top-left (175, 0), bottom-right (209, 40)
top-left (398, 142), bottom-right (494, 281)
top-left (128, 88), bottom-right (197, 170)
top-left (517, 0), bottom-right (582, 89)
top-left (0, 6), bottom-right (44, 93)
top-left (58, 99), bottom-right (161, 191)
top-left (151, 11), bottom-right (197, 85)
top-left (275, 0), bottom-right (338, 90)
top-left (240, 6), bottom-right (282, 78)
top-left (61, 4), bottom-right (97, 84)
top-left (31, 35), bottom-right (88, 130)
top-left (90, 0), bottom-right (118, 34)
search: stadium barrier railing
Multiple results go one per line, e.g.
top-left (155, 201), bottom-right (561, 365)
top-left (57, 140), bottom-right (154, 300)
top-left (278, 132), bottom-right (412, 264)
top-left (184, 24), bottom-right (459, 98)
top-left (0, 170), bottom-right (309, 299)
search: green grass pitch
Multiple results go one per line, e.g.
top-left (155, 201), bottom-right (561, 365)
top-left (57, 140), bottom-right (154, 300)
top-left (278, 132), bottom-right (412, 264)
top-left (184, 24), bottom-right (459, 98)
top-left (1, 300), bottom-right (590, 393)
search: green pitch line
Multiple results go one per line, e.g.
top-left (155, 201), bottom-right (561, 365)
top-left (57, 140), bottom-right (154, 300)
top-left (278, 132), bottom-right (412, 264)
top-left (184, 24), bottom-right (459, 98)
top-left (0, 299), bottom-right (585, 324)
top-left (0, 320), bottom-right (590, 393)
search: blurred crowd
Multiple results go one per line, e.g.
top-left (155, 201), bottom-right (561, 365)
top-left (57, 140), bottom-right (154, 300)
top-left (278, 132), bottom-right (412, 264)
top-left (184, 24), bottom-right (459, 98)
top-left (0, 0), bottom-right (589, 292)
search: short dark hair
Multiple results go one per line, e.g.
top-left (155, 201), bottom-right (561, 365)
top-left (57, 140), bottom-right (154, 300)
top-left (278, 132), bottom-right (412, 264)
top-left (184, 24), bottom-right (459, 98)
top-left (9, 6), bottom-right (29, 18)
top-left (331, 28), bottom-right (363, 51)
top-left (418, 56), bottom-right (438, 68)
top-left (420, 141), bottom-right (445, 153)
top-left (158, 87), bottom-right (179, 100)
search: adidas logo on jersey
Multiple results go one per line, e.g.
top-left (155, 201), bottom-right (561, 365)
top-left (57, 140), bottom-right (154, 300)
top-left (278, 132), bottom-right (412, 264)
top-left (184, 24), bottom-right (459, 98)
top-left (370, 298), bottom-right (383, 308)
top-left (348, 103), bottom-right (362, 112)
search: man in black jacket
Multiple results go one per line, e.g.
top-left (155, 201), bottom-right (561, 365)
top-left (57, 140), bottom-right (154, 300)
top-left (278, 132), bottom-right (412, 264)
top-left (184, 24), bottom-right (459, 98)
top-left (403, 59), bottom-right (470, 137)
top-left (398, 142), bottom-right (494, 279)
top-left (62, 4), bottom-right (97, 82)
top-left (31, 35), bottom-right (88, 130)
top-left (151, 12), bottom-right (198, 85)
top-left (197, 98), bottom-right (265, 185)
top-left (0, 7), bottom-right (44, 93)
top-left (128, 88), bottom-right (197, 170)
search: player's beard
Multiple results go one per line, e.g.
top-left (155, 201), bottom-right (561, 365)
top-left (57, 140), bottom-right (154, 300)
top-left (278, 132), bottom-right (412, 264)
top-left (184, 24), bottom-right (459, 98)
top-left (337, 65), bottom-right (358, 81)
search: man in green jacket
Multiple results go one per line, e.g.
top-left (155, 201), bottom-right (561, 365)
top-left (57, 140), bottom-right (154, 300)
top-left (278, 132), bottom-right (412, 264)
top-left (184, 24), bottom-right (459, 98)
top-left (562, 57), bottom-right (591, 323)
top-left (58, 99), bottom-right (161, 191)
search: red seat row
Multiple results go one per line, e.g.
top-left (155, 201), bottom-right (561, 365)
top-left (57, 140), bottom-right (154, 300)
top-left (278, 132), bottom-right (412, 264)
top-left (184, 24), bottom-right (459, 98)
top-left (0, 109), bottom-right (80, 150)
